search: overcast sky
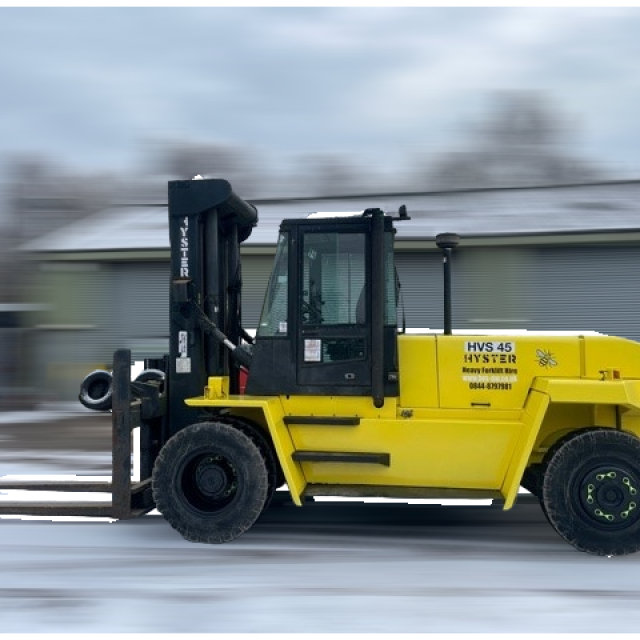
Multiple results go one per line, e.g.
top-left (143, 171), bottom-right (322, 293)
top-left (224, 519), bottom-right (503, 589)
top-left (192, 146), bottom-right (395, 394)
top-left (1, 7), bottom-right (640, 180)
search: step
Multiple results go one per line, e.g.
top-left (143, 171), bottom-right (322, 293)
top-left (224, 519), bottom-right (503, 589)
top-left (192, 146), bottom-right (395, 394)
top-left (293, 451), bottom-right (390, 466)
top-left (304, 484), bottom-right (504, 502)
top-left (284, 416), bottom-right (360, 426)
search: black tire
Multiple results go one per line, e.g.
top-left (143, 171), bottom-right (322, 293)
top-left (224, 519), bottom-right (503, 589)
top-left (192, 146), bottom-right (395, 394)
top-left (521, 463), bottom-right (544, 498)
top-left (78, 370), bottom-right (113, 411)
top-left (134, 369), bottom-right (165, 397)
top-left (530, 429), bottom-right (608, 519)
top-left (221, 416), bottom-right (281, 512)
top-left (135, 369), bottom-right (165, 385)
top-left (152, 421), bottom-right (268, 544)
top-left (520, 463), bottom-right (554, 525)
top-left (542, 429), bottom-right (640, 556)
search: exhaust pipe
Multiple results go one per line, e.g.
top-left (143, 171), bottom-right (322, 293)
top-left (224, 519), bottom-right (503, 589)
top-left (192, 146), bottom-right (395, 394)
top-left (435, 233), bottom-right (460, 336)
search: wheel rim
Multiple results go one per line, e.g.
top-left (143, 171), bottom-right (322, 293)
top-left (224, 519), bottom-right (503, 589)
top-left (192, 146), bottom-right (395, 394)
top-left (578, 464), bottom-right (639, 529)
top-left (179, 452), bottom-right (238, 514)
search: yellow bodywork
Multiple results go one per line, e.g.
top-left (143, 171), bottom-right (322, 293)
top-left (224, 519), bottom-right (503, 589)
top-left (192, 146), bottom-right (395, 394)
top-left (185, 333), bottom-right (640, 509)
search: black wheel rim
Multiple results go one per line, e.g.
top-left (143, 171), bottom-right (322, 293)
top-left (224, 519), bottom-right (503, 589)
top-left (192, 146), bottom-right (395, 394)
top-left (577, 464), bottom-right (639, 530)
top-left (179, 452), bottom-right (238, 514)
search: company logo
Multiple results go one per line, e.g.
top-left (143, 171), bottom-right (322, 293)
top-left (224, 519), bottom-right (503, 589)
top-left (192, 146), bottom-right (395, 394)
top-left (463, 341), bottom-right (517, 364)
top-left (180, 216), bottom-right (189, 277)
top-left (536, 349), bottom-right (557, 368)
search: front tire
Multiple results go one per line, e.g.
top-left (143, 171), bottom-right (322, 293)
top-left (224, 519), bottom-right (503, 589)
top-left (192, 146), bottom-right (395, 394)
top-left (542, 429), bottom-right (640, 556)
top-left (152, 421), bottom-right (268, 544)
top-left (221, 416), bottom-right (282, 512)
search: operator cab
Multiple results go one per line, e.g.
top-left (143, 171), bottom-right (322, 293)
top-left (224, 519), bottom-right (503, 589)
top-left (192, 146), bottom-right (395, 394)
top-left (246, 208), bottom-right (400, 405)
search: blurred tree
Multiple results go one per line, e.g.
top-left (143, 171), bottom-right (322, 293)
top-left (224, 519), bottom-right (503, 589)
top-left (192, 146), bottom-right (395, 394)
top-left (425, 92), bottom-right (605, 190)
top-left (290, 152), bottom-right (390, 198)
top-left (300, 153), bottom-right (363, 197)
top-left (6, 155), bottom-right (117, 241)
top-left (150, 140), bottom-right (265, 198)
top-left (151, 141), bottom-right (392, 199)
top-left (0, 154), bottom-right (121, 302)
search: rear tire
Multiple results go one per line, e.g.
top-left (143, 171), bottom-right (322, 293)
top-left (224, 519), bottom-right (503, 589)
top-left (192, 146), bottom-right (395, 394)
top-left (521, 463), bottom-right (544, 498)
top-left (542, 429), bottom-right (640, 556)
top-left (152, 421), bottom-right (268, 543)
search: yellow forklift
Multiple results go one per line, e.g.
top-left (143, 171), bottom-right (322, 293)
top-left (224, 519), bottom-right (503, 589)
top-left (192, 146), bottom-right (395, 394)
top-left (2, 178), bottom-right (640, 556)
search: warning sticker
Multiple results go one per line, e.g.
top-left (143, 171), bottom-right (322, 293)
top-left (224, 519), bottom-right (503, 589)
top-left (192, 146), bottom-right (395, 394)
top-left (304, 339), bottom-right (321, 362)
top-left (176, 357), bottom-right (191, 374)
top-left (178, 330), bottom-right (188, 358)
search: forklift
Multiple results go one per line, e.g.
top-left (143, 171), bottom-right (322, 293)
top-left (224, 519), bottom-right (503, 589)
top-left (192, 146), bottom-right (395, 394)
top-left (2, 178), bottom-right (640, 556)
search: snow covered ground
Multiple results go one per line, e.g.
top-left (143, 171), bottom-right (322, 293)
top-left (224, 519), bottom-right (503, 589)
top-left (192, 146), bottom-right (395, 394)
top-left (1, 496), bottom-right (640, 634)
top-left (1, 404), bottom-right (640, 633)
top-left (0, 402), bottom-right (96, 425)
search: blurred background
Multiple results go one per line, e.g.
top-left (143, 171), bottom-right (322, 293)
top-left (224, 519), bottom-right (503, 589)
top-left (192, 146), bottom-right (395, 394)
top-left (2, 6), bottom-right (640, 405)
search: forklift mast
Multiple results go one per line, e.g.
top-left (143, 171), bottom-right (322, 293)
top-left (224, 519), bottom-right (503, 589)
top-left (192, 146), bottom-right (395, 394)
top-left (167, 178), bottom-right (257, 434)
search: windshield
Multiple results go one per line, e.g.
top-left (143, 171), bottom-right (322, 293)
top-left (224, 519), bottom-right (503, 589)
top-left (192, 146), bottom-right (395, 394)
top-left (256, 232), bottom-right (289, 337)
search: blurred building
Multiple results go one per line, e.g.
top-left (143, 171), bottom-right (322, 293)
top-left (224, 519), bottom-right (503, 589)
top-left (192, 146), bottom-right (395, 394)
top-left (0, 304), bottom-right (47, 409)
top-left (19, 179), bottom-right (640, 400)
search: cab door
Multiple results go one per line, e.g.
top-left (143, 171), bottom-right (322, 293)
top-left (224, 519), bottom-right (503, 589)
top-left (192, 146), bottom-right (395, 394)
top-left (296, 228), bottom-right (372, 395)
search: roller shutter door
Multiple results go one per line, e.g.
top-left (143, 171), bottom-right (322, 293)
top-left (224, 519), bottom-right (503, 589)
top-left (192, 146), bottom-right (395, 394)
top-left (396, 247), bottom-right (535, 332)
top-left (396, 244), bottom-right (640, 340)
top-left (395, 252), bottom-right (443, 330)
top-left (525, 244), bottom-right (640, 341)
top-left (241, 254), bottom-right (276, 330)
top-left (113, 262), bottom-right (170, 361)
